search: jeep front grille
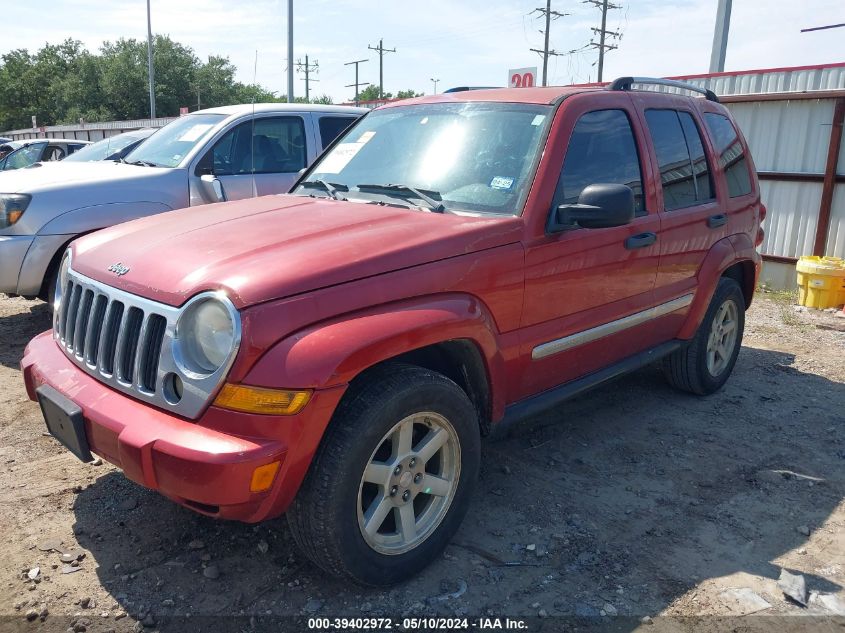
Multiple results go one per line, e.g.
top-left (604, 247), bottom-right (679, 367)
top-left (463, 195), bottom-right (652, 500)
top-left (52, 268), bottom-right (237, 419)
top-left (56, 279), bottom-right (168, 395)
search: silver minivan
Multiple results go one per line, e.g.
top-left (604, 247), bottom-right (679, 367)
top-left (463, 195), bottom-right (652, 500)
top-left (0, 103), bottom-right (365, 300)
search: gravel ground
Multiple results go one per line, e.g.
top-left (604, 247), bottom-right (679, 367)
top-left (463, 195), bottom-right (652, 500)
top-left (0, 292), bottom-right (843, 632)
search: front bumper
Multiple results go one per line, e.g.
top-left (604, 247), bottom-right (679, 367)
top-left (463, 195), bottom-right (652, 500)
top-left (0, 234), bottom-right (33, 294)
top-left (22, 331), bottom-right (346, 522)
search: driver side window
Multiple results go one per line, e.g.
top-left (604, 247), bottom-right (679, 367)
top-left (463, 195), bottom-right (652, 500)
top-left (197, 116), bottom-right (307, 176)
top-left (553, 109), bottom-right (646, 216)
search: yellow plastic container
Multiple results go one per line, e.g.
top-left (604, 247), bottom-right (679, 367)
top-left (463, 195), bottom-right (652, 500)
top-left (796, 256), bottom-right (845, 309)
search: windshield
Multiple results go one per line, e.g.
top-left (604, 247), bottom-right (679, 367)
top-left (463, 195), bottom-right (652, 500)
top-left (2, 142), bottom-right (46, 170)
top-left (64, 132), bottom-right (150, 162)
top-left (123, 114), bottom-right (225, 167)
top-left (294, 102), bottom-right (551, 214)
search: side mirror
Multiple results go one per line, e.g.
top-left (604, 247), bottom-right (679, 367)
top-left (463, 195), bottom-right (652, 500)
top-left (550, 184), bottom-right (635, 232)
top-left (200, 174), bottom-right (227, 203)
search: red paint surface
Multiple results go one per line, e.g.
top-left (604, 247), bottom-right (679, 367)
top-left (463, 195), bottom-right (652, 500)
top-left (24, 86), bottom-right (763, 522)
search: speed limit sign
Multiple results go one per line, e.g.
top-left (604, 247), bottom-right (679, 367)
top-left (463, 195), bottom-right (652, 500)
top-left (508, 67), bottom-right (537, 88)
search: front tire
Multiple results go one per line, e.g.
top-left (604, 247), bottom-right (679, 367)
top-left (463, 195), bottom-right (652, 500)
top-left (287, 364), bottom-right (480, 586)
top-left (663, 277), bottom-right (745, 395)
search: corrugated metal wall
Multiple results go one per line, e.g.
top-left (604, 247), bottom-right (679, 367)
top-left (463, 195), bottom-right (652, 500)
top-left (682, 65), bottom-right (845, 96)
top-left (723, 97), bottom-right (844, 259)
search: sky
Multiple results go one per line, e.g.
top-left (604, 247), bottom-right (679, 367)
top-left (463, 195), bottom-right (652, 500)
top-left (2, 0), bottom-right (844, 104)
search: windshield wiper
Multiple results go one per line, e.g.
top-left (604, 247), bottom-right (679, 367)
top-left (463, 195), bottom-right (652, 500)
top-left (299, 179), bottom-right (348, 200)
top-left (356, 183), bottom-right (445, 213)
top-left (127, 159), bottom-right (158, 167)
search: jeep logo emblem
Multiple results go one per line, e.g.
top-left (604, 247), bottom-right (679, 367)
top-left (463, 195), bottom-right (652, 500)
top-left (107, 262), bottom-right (130, 276)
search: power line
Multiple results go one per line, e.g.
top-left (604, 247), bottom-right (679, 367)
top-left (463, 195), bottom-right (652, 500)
top-left (367, 38), bottom-right (396, 99)
top-left (296, 55), bottom-right (319, 102)
top-left (345, 58), bottom-right (369, 106)
top-left (801, 23), bottom-right (845, 32)
top-left (584, 0), bottom-right (622, 82)
top-left (529, 1), bottom-right (569, 86)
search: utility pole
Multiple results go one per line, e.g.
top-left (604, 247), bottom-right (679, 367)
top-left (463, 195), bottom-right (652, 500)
top-left (430, 78), bottom-right (440, 94)
top-left (585, 0), bottom-right (621, 82)
top-left (296, 55), bottom-right (319, 102)
top-left (529, 2), bottom-right (568, 86)
top-left (345, 59), bottom-right (369, 106)
top-left (146, 0), bottom-right (156, 118)
top-left (709, 0), bottom-right (732, 72)
top-left (287, 0), bottom-right (294, 102)
top-left (367, 38), bottom-right (396, 99)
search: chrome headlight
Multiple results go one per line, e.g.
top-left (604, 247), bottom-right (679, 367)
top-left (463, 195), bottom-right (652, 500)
top-left (0, 194), bottom-right (31, 229)
top-left (174, 293), bottom-right (240, 376)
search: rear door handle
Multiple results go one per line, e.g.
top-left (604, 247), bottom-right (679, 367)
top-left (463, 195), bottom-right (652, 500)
top-left (624, 232), bottom-right (657, 250)
top-left (708, 214), bottom-right (728, 228)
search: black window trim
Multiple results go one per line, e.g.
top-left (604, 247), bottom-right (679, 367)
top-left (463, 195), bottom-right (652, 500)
top-left (550, 106), bottom-right (649, 227)
top-left (644, 107), bottom-right (717, 212)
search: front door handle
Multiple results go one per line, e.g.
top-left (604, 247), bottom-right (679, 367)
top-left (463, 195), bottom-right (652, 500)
top-left (708, 214), bottom-right (728, 229)
top-left (624, 232), bottom-right (657, 250)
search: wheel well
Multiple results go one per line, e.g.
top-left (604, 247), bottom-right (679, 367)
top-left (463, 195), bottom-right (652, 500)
top-left (37, 235), bottom-right (84, 302)
top-left (721, 261), bottom-right (755, 308)
top-left (351, 340), bottom-right (493, 436)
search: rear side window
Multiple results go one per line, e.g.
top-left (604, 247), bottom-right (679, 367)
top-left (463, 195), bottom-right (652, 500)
top-left (645, 110), bottom-right (715, 210)
top-left (704, 113), bottom-right (752, 197)
top-left (555, 109), bottom-right (645, 215)
top-left (318, 116), bottom-right (357, 148)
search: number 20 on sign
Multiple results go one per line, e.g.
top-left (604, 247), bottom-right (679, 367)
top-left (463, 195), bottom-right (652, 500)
top-left (508, 67), bottom-right (537, 88)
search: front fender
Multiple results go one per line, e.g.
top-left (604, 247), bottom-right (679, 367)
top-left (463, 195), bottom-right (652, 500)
top-left (242, 293), bottom-right (506, 412)
top-left (37, 201), bottom-right (174, 236)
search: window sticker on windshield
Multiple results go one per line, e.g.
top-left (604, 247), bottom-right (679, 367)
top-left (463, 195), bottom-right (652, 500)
top-left (358, 130), bottom-right (376, 143)
top-left (490, 176), bottom-right (514, 190)
top-left (317, 142), bottom-right (366, 174)
top-left (177, 124), bottom-right (214, 142)
top-left (531, 114), bottom-right (546, 126)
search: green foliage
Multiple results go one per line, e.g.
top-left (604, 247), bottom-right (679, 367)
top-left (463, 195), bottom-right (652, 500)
top-left (357, 85), bottom-right (385, 101)
top-left (395, 89), bottom-right (424, 99)
top-left (0, 37), bottom-right (281, 131)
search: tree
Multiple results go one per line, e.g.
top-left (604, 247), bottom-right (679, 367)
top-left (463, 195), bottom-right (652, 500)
top-left (0, 37), bottom-right (284, 131)
top-left (396, 89), bottom-right (423, 99)
top-left (311, 94), bottom-right (334, 105)
top-left (357, 85), bottom-right (388, 102)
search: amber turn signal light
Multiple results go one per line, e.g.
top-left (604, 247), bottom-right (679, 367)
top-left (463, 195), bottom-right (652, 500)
top-left (250, 461), bottom-right (281, 492)
top-left (213, 384), bottom-right (312, 415)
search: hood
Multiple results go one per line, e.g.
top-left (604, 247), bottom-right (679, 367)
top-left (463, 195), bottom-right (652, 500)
top-left (0, 160), bottom-right (180, 195)
top-left (72, 195), bottom-right (523, 308)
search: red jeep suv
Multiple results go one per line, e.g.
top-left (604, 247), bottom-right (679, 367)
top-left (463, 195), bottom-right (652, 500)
top-left (22, 77), bottom-right (763, 585)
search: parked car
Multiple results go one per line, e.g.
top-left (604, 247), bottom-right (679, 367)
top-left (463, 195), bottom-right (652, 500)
top-left (0, 103), bottom-right (364, 301)
top-left (22, 78), bottom-right (763, 586)
top-left (0, 139), bottom-right (91, 170)
top-left (62, 129), bottom-right (157, 163)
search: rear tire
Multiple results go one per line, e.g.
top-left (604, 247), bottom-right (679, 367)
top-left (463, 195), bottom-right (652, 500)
top-left (663, 277), bottom-right (745, 395)
top-left (287, 363), bottom-right (480, 586)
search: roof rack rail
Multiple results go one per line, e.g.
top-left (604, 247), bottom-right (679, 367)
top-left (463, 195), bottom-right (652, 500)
top-left (608, 76), bottom-right (720, 103)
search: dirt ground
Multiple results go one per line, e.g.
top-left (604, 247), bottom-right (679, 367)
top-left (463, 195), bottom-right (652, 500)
top-left (0, 291), bottom-right (843, 633)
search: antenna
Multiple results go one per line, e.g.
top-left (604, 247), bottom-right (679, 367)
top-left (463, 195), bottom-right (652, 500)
top-left (251, 50), bottom-right (258, 198)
